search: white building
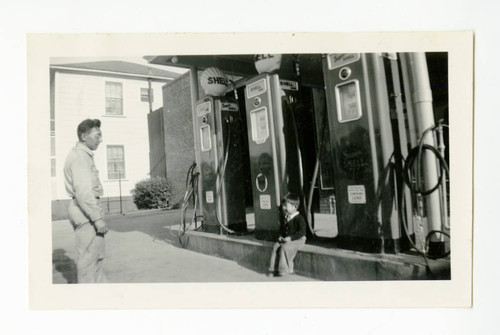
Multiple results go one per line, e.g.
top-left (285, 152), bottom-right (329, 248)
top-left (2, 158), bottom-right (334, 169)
top-left (50, 61), bottom-right (180, 216)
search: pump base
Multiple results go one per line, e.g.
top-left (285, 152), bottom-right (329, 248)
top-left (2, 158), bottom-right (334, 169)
top-left (228, 222), bottom-right (247, 233)
top-left (202, 222), bottom-right (249, 235)
top-left (202, 224), bottom-right (222, 235)
top-left (335, 234), bottom-right (415, 254)
top-left (428, 241), bottom-right (447, 259)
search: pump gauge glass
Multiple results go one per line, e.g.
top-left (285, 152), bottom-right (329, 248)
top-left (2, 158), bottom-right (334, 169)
top-left (250, 107), bottom-right (269, 144)
top-left (200, 125), bottom-right (212, 151)
top-left (335, 80), bottom-right (362, 123)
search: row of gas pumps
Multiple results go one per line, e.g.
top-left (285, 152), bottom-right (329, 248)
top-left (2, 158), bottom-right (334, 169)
top-left (178, 53), bottom-right (449, 257)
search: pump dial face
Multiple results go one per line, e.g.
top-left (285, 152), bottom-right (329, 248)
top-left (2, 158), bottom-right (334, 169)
top-left (256, 173), bottom-right (268, 192)
top-left (254, 97), bottom-right (261, 107)
top-left (339, 67), bottom-right (352, 80)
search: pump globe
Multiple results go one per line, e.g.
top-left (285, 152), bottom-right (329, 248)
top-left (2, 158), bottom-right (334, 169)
top-left (200, 67), bottom-right (229, 96)
top-left (254, 54), bottom-right (282, 74)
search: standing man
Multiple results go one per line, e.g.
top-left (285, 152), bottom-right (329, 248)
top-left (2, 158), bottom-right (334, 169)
top-left (64, 119), bottom-right (108, 283)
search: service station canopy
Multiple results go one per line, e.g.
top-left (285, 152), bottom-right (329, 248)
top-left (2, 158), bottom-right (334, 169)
top-left (144, 54), bottom-right (326, 87)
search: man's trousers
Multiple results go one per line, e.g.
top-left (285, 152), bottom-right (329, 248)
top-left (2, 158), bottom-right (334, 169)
top-left (74, 222), bottom-right (106, 283)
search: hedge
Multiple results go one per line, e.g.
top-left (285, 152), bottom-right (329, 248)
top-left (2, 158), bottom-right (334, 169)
top-left (131, 177), bottom-right (173, 210)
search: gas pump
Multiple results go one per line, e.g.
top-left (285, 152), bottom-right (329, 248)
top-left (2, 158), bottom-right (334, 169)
top-left (243, 56), bottom-right (306, 241)
top-left (194, 68), bottom-right (247, 234)
top-left (323, 53), bottom-right (401, 253)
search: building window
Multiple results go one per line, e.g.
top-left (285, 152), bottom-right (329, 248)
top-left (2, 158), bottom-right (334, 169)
top-left (105, 81), bottom-right (123, 115)
top-left (107, 145), bottom-right (126, 179)
top-left (141, 88), bottom-right (153, 102)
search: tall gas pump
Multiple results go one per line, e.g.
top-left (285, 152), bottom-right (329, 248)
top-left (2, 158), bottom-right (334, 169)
top-left (244, 55), bottom-right (306, 241)
top-left (194, 68), bottom-right (247, 234)
top-left (323, 53), bottom-right (402, 253)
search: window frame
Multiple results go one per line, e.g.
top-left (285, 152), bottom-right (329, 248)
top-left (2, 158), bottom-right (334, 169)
top-left (106, 145), bottom-right (126, 180)
top-left (105, 81), bottom-right (124, 116)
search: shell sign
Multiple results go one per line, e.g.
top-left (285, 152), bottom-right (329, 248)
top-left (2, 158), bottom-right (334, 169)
top-left (200, 67), bottom-right (229, 96)
top-left (254, 54), bottom-right (282, 74)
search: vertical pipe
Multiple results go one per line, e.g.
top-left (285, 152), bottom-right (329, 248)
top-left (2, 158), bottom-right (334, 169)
top-left (370, 54), bottom-right (399, 250)
top-left (389, 56), bottom-right (414, 236)
top-left (436, 122), bottom-right (449, 229)
top-left (148, 78), bottom-right (153, 113)
top-left (399, 54), bottom-right (418, 148)
top-left (119, 170), bottom-right (123, 215)
top-left (406, 53), bottom-right (443, 249)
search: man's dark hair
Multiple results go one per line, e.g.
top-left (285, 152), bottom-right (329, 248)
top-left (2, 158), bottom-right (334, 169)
top-left (282, 192), bottom-right (300, 209)
top-left (77, 119), bottom-right (101, 141)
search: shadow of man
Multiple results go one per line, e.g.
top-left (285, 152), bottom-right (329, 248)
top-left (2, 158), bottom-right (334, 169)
top-left (53, 248), bottom-right (77, 284)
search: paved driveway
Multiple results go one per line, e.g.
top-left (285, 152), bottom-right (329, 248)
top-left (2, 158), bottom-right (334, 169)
top-left (52, 209), bottom-right (315, 283)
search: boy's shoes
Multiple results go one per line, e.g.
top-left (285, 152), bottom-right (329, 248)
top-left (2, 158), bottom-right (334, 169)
top-left (266, 272), bottom-right (275, 277)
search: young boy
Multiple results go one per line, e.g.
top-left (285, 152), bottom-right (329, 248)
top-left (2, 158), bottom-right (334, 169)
top-left (267, 192), bottom-right (307, 277)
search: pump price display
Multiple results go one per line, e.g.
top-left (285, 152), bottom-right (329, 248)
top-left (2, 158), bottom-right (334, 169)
top-left (200, 125), bottom-right (212, 151)
top-left (335, 80), bottom-right (362, 123)
top-left (347, 185), bottom-right (366, 204)
top-left (250, 107), bottom-right (269, 144)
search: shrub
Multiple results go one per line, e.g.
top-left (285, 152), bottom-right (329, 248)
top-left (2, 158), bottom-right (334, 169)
top-left (131, 177), bottom-right (172, 210)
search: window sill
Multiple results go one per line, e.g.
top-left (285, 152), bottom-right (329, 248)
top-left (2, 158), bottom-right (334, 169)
top-left (102, 115), bottom-right (126, 118)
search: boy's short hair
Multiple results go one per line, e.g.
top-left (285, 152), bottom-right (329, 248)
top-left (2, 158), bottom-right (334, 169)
top-left (77, 119), bottom-right (101, 141)
top-left (282, 192), bottom-right (300, 209)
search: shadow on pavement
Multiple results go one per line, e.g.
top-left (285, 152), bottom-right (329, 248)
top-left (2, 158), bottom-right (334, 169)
top-left (53, 249), bottom-right (77, 284)
top-left (105, 209), bottom-right (194, 248)
top-left (107, 210), bottom-right (178, 238)
top-left (105, 209), bottom-right (274, 275)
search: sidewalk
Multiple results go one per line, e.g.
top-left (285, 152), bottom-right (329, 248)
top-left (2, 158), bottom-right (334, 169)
top-left (52, 209), bottom-right (316, 283)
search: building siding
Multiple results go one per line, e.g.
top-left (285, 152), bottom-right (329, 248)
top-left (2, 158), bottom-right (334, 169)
top-left (52, 70), bottom-right (169, 201)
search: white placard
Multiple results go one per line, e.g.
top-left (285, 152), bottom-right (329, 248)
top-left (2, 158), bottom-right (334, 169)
top-left (327, 53), bottom-right (361, 70)
top-left (196, 101), bottom-right (211, 117)
top-left (205, 191), bottom-right (214, 204)
top-left (347, 185), bottom-right (366, 204)
top-left (259, 194), bottom-right (271, 209)
top-left (246, 79), bottom-right (267, 99)
top-left (280, 79), bottom-right (298, 91)
top-left (220, 102), bottom-right (238, 112)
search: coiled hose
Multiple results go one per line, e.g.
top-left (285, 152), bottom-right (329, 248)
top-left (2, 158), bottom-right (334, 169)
top-left (401, 122), bottom-right (450, 267)
top-left (177, 162), bottom-right (200, 247)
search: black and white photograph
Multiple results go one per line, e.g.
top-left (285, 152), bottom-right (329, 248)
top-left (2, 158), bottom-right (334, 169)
top-left (27, 33), bottom-right (472, 310)
top-left (49, 52), bottom-right (451, 284)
